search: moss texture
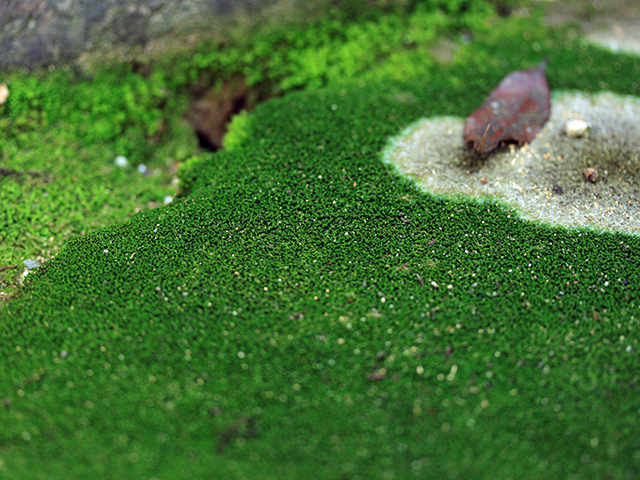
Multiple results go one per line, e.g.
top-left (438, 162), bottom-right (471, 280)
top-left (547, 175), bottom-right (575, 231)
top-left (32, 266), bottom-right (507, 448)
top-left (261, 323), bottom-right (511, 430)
top-left (0, 65), bottom-right (199, 300)
top-left (0, 1), bottom-right (539, 298)
top-left (1, 31), bottom-right (640, 478)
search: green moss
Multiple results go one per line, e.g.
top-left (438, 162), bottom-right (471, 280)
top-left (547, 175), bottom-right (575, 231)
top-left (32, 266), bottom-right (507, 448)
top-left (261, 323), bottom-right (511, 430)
top-left (222, 110), bottom-right (253, 151)
top-left (2, 2), bottom-right (549, 298)
top-left (0, 65), bottom-right (199, 300)
top-left (158, 0), bottom-right (543, 95)
top-left (2, 33), bottom-right (640, 479)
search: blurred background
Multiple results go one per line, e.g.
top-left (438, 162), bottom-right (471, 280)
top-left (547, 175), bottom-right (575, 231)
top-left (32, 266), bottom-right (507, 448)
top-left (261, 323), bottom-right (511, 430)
top-left (0, 0), bottom-right (595, 70)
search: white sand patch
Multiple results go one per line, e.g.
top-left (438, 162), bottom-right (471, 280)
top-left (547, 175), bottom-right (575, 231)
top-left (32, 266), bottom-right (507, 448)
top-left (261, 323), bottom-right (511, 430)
top-left (383, 92), bottom-right (640, 235)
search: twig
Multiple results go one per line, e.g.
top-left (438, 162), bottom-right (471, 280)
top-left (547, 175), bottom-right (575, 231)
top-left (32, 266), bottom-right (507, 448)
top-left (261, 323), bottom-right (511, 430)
top-left (0, 168), bottom-right (43, 178)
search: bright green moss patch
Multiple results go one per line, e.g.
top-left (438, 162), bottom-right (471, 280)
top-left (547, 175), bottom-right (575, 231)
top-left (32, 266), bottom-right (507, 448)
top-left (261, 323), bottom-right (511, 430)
top-left (222, 109), bottom-right (253, 151)
top-left (0, 66), bottom-right (199, 300)
top-left (1, 37), bottom-right (640, 479)
top-left (158, 0), bottom-right (534, 94)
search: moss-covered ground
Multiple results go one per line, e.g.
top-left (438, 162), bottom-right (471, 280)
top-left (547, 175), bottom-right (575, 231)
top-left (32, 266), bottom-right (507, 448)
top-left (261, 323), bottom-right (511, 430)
top-left (0, 1), bottom-right (516, 298)
top-left (2, 3), bottom-right (640, 479)
top-left (0, 65), bottom-right (200, 300)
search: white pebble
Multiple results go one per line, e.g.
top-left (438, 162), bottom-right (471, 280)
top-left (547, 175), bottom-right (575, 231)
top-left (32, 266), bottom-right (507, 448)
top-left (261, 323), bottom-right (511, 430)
top-left (137, 164), bottom-right (147, 174)
top-left (23, 259), bottom-right (41, 269)
top-left (564, 119), bottom-right (589, 137)
top-left (0, 83), bottom-right (8, 104)
top-left (114, 156), bottom-right (129, 167)
top-left (163, 196), bottom-right (173, 204)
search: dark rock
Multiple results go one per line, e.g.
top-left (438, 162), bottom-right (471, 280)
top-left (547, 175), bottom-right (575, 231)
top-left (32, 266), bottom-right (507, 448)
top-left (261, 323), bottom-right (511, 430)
top-left (0, 0), bottom-right (307, 70)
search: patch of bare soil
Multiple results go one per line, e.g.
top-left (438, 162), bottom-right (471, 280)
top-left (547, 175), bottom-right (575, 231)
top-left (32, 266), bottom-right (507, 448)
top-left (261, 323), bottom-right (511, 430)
top-left (186, 77), bottom-right (251, 151)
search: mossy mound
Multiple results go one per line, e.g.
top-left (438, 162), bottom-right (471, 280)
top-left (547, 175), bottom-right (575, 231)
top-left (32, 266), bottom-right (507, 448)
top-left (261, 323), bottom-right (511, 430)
top-left (0, 1), bottom-right (544, 299)
top-left (1, 43), bottom-right (640, 479)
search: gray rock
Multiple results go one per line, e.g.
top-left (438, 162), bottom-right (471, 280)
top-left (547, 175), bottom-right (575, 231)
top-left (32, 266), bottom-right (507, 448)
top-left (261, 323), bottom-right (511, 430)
top-left (24, 258), bottom-right (41, 269)
top-left (0, 0), bottom-right (311, 70)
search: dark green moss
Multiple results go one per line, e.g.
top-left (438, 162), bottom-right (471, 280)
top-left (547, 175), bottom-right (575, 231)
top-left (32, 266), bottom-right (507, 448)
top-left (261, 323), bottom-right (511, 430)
top-left (1, 1), bottom-right (544, 297)
top-left (1, 34), bottom-right (639, 479)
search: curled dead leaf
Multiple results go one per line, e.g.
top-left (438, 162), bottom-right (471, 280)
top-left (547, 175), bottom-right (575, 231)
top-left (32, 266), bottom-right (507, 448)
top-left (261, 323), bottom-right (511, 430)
top-left (464, 59), bottom-right (551, 154)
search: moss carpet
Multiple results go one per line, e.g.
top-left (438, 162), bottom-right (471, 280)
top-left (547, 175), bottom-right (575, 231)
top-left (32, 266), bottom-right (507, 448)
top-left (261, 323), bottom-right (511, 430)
top-left (1, 40), bottom-right (640, 479)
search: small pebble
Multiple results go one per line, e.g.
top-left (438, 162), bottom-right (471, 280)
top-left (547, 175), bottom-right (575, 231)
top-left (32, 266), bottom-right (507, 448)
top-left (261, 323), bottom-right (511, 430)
top-left (114, 156), bottom-right (129, 167)
top-left (0, 83), bottom-right (8, 104)
top-left (137, 164), bottom-right (147, 174)
top-left (163, 196), bottom-right (174, 204)
top-left (564, 119), bottom-right (589, 137)
top-left (24, 259), bottom-right (41, 270)
top-left (583, 168), bottom-right (598, 183)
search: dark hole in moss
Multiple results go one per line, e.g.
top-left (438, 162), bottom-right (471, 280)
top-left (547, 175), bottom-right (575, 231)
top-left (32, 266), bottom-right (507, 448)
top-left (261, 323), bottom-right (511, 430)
top-left (495, 2), bottom-right (513, 17)
top-left (185, 77), bottom-right (252, 152)
top-left (195, 129), bottom-right (220, 151)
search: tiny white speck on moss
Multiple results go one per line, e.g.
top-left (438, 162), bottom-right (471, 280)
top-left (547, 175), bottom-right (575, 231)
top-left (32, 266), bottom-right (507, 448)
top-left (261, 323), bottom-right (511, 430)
top-left (0, 83), bottom-right (9, 104)
top-left (383, 92), bottom-right (640, 236)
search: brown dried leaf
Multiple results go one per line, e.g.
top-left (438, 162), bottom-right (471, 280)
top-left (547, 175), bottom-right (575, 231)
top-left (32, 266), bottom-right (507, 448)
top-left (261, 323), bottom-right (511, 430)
top-left (464, 59), bottom-right (551, 154)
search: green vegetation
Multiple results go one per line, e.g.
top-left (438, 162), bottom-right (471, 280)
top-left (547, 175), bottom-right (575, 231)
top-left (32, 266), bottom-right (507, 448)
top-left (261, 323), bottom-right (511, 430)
top-left (3, 1), bottom-right (640, 478)
top-left (3, 24), bottom-right (640, 478)
top-left (0, 66), bottom-right (199, 300)
top-left (1, 0), bottom-right (537, 299)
